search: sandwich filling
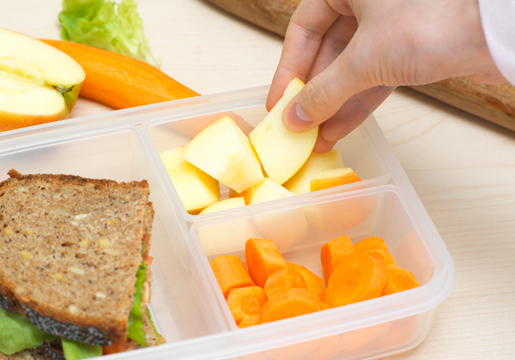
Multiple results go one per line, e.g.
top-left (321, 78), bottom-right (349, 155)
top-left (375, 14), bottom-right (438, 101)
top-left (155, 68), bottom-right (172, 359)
top-left (0, 170), bottom-right (164, 359)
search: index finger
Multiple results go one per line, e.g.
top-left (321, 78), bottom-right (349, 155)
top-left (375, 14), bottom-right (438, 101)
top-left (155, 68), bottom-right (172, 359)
top-left (266, 0), bottom-right (340, 110)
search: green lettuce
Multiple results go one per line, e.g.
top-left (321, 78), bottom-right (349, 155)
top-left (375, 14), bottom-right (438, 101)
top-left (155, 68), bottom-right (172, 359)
top-left (127, 254), bottom-right (148, 347)
top-left (145, 307), bottom-right (164, 345)
top-left (61, 338), bottom-right (102, 360)
top-left (59, 0), bottom-right (160, 68)
top-left (0, 307), bottom-right (57, 355)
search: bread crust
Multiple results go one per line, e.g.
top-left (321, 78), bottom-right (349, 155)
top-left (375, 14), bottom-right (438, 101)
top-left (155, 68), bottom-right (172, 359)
top-left (0, 170), bottom-right (152, 346)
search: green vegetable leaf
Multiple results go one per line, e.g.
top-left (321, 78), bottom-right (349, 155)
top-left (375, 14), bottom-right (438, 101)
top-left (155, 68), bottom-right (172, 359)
top-left (145, 307), bottom-right (164, 345)
top-left (127, 258), bottom-right (148, 347)
top-left (0, 307), bottom-right (57, 355)
top-left (59, 0), bottom-right (161, 68)
top-left (61, 338), bottom-right (102, 360)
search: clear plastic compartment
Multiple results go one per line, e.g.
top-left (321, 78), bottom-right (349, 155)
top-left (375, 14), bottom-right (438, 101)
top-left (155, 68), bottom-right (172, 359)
top-left (0, 125), bottom-right (228, 345)
top-left (0, 86), bottom-right (454, 360)
top-left (142, 88), bottom-right (391, 223)
top-left (189, 185), bottom-right (449, 359)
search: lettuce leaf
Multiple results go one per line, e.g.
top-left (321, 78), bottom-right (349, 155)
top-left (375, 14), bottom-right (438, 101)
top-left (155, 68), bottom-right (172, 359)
top-left (59, 0), bottom-right (160, 68)
top-left (127, 257), bottom-right (147, 347)
top-left (61, 338), bottom-right (102, 360)
top-left (145, 307), bottom-right (165, 345)
top-left (0, 307), bottom-right (57, 355)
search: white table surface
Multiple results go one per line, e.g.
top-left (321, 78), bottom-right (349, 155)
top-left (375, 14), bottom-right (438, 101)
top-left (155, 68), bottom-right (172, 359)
top-left (2, 1), bottom-right (515, 359)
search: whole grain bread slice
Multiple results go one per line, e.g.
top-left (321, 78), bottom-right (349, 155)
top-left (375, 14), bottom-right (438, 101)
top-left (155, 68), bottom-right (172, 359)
top-left (0, 170), bottom-right (154, 346)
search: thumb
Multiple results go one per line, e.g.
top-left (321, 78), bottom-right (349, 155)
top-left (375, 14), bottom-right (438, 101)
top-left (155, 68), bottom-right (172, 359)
top-left (282, 46), bottom-right (369, 133)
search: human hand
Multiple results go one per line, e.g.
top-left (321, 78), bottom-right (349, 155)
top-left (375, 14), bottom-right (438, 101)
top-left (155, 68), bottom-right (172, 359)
top-left (267, 0), bottom-right (506, 153)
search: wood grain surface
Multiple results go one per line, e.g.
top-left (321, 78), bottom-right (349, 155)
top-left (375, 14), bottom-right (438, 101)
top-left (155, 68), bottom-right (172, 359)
top-left (205, 0), bottom-right (515, 133)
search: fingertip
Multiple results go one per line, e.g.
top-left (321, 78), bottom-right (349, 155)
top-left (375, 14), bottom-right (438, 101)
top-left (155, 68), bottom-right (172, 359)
top-left (313, 135), bottom-right (336, 154)
top-left (283, 102), bottom-right (315, 133)
top-left (266, 91), bottom-right (279, 112)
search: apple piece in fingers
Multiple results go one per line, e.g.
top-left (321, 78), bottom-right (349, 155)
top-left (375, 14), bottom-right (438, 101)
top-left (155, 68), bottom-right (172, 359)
top-left (182, 116), bottom-right (264, 193)
top-left (0, 29), bottom-right (85, 131)
top-left (310, 168), bottom-right (361, 192)
top-left (284, 149), bottom-right (344, 195)
top-left (160, 146), bottom-right (220, 214)
top-left (199, 197), bottom-right (246, 215)
top-left (250, 178), bottom-right (308, 248)
top-left (249, 78), bottom-right (318, 185)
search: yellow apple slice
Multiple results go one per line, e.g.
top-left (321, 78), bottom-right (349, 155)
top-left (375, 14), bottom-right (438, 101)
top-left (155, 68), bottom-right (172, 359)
top-left (249, 78), bottom-right (319, 185)
top-left (199, 197), bottom-right (246, 215)
top-left (160, 146), bottom-right (220, 214)
top-left (182, 116), bottom-right (264, 193)
top-left (0, 29), bottom-right (85, 131)
top-left (228, 180), bottom-right (264, 205)
top-left (249, 178), bottom-right (308, 248)
top-left (310, 168), bottom-right (361, 192)
top-left (284, 149), bottom-right (344, 195)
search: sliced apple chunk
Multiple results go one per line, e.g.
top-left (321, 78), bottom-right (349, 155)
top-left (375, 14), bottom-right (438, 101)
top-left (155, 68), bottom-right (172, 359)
top-left (284, 149), bottom-right (344, 195)
top-left (182, 116), bottom-right (264, 193)
top-left (0, 29), bottom-right (85, 131)
top-left (310, 168), bottom-right (361, 192)
top-left (160, 146), bottom-right (220, 214)
top-left (249, 78), bottom-right (319, 185)
top-left (250, 179), bottom-right (308, 248)
top-left (229, 180), bottom-right (263, 205)
top-left (199, 197), bottom-right (246, 215)
top-left (249, 178), bottom-right (293, 205)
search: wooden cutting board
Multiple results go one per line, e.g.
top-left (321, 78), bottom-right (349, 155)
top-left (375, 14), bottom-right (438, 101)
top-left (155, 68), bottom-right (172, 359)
top-left (206, 0), bottom-right (515, 132)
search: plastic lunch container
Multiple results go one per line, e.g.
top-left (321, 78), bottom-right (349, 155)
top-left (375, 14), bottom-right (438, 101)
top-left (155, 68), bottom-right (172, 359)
top-left (0, 86), bottom-right (454, 360)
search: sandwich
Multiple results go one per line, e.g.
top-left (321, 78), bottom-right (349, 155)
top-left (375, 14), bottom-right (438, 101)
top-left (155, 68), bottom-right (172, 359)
top-left (0, 170), bottom-right (164, 360)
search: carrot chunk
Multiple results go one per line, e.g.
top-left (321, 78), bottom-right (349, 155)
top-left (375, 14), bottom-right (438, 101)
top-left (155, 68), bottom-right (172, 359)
top-left (324, 254), bottom-right (387, 307)
top-left (261, 288), bottom-right (323, 323)
top-left (245, 238), bottom-right (287, 287)
top-left (288, 263), bottom-right (325, 301)
top-left (210, 256), bottom-right (255, 298)
top-left (238, 314), bottom-right (262, 328)
top-left (227, 286), bottom-right (268, 326)
top-left (354, 236), bottom-right (397, 268)
top-left (320, 234), bottom-right (355, 286)
top-left (102, 339), bottom-right (137, 355)
top-left (264, 264), bottom-right (308, 300)
top-left (381, 266), bottom-right (420, 296)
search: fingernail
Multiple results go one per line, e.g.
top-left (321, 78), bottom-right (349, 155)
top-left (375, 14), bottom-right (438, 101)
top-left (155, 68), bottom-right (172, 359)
top-left (283, 103), bottom-right (314, 132)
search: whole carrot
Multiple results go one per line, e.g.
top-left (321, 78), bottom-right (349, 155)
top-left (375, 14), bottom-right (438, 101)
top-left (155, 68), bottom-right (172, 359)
top-left (40, 39), bottom-right (199, 110)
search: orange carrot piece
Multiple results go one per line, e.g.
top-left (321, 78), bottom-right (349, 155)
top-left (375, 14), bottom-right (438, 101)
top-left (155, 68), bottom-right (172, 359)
top-left (261, 288), bottom-right (323, 323)
top-left (227, 286), bottom-right (268, 325)
top-left (238, 314), bottom-right (262, 328)
top-left (102, 339), bottom-right (137, 355)
top-left (245, 238), bottom-right (287, 287)
top-left (210, 256), bottom-right (255, 298)
top-left (381, 266), bottom-right (420, 296)
top-left (264, 264), bottom-right (308, 300)
top-left (310, 168), bottom-right (361, 192)
top-left (321, 302), bottom-right (331, 310)
top-left (288, 263), bottom-right (326, 301)
top-left (41, 40), bottom-right (199, 110)
top-left (320, 234), bottom-right (355, 286)
top-left (354, 236), bottom-right (397, 268)
top-left (324, 254), bottom-right (387, 307)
